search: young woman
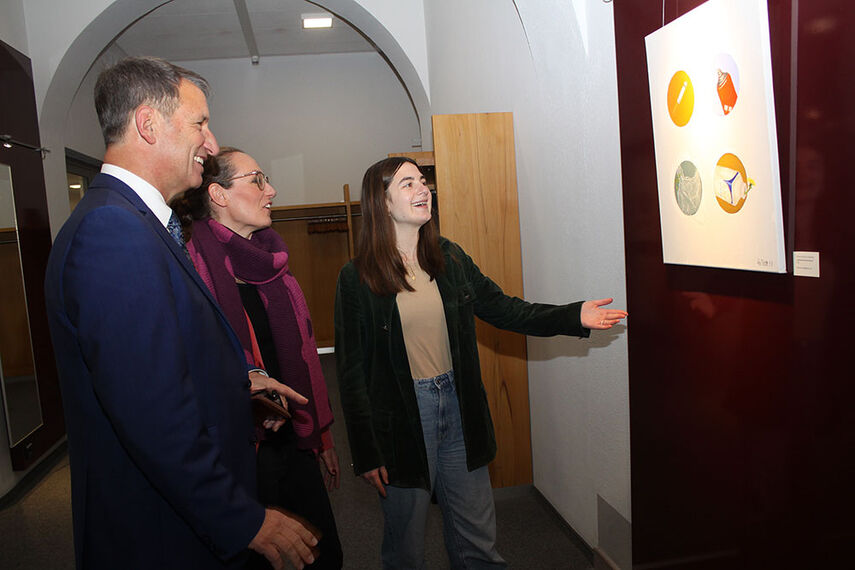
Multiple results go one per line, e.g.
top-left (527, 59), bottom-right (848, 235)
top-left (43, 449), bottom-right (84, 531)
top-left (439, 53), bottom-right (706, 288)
top-left (334, 156), bottom-right (627, 568)
top-left (172, 148), bottom-right (343, 569)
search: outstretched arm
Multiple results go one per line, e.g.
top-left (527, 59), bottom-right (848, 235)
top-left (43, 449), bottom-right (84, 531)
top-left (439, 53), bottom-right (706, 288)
top-left (451, 241), bottom-right (625, 337)
top-left (580, 298), bottom-right (628, 329)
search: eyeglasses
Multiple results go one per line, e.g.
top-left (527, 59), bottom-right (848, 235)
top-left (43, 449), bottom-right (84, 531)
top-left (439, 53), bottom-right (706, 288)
top-left (227, 170), bottom-right (270, 191)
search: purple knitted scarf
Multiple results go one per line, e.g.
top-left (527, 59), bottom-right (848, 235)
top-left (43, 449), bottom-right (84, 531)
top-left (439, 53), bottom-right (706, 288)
top-left (188, 218), bottom-right (333, 449)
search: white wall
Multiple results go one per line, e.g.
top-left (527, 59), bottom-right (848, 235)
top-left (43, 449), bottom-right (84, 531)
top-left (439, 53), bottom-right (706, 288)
top-left (425, 0), bottom-right (630, 553)
top-left (341, 0), bottom-right (429, 99)
top-left (0, 0), bottom-right (29, 55)
top-left (22, 0), bottom-right (120, 114)
top-left (15, 0), bottom-right (428, 131)
top-left (65, 50), bottom-right (420, 205)
top-left (64, 44), bottom-right (128, 161)
top-left (64, 70), bottom-right (106, 162)
top-left (175, 54), bottom-right (419, 205)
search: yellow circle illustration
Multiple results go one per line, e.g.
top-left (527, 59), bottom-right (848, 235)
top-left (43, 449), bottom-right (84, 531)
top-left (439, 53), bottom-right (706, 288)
top-left (667, 70), bottom-right (694, 127)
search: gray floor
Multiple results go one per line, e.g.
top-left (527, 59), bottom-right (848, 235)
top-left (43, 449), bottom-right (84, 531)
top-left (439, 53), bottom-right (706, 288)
top-left (0, 355), bottom-right (593, 568)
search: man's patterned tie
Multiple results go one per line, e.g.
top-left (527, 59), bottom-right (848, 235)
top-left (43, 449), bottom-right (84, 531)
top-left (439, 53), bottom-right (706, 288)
top-left (167, 212), bottom-right (191, 261)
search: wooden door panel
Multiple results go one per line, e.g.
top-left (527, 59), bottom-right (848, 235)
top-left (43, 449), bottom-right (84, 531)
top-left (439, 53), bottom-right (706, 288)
top-left (432, 112), bottom-right (531, 487)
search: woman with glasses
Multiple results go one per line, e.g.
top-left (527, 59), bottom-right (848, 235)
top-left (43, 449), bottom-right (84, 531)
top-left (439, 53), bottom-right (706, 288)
top-left (172, 147), bottom-right (343, 569)
top-left (334, 156), bottom-right (628, 568)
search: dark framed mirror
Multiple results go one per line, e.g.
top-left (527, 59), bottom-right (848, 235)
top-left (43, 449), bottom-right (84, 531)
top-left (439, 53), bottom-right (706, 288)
top-left (0, 162), bottom-right (43, 448)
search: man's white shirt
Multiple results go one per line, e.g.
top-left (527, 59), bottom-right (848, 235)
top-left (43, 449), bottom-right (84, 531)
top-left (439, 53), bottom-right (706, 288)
top-left (101, 163), bottom-right (173, 228)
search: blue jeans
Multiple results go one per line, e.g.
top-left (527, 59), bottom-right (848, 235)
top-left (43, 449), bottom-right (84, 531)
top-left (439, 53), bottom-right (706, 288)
top-left (381, 371), bottom-right (507, 569)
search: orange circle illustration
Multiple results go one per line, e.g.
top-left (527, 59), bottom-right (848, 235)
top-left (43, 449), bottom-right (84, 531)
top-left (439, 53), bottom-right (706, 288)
top-left (714, 153), bottom-right (753, 214)
top-left (667, 70), bottom-right (694, 127)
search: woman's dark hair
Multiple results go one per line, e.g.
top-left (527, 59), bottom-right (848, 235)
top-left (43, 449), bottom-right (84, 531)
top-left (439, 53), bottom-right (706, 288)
top-left (170, 146), bottom-right (243, 238)
top-left (355, 156), bottom-right (444, 296)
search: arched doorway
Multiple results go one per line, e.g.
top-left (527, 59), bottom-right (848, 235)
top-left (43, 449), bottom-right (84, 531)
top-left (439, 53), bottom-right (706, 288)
top-left (39, 0), bottom-right (430, 235)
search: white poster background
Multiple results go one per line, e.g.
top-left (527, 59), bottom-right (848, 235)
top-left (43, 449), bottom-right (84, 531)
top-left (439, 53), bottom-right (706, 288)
top-left (645, 0), bottom-right (786, 272)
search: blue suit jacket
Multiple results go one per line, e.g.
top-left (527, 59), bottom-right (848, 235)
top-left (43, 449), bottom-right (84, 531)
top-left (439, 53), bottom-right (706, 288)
top-left (45, 173), bottom-right (265, 568)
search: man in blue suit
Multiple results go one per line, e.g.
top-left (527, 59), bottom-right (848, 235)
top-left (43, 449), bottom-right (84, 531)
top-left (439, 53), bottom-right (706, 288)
top-left (45, 57), bottom-right (317, 569)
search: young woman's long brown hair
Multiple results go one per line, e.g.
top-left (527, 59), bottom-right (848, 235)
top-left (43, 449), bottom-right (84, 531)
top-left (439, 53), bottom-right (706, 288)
top-left (355, 157), bottom-right (444, 296)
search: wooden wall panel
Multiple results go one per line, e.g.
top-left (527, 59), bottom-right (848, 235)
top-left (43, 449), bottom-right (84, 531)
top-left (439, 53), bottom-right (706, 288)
top-left (432, 112), bottom-right (531, 487)
top-left (270, 203), bottom-right (359, 348)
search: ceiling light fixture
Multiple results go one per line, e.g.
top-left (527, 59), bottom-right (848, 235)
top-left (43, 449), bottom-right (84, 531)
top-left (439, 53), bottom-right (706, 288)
top-left (302, 13), bottom-right (333, 29)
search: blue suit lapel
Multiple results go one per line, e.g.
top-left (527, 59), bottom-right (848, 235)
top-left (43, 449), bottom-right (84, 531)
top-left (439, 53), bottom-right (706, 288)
top-left (100, 176), bottom-right (198, 276)
top-left (94, 174), bottom-right (247, 362)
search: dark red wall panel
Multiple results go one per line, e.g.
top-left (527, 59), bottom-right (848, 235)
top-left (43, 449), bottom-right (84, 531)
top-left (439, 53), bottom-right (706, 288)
top-left (614, 1), bottom-right (854, 567)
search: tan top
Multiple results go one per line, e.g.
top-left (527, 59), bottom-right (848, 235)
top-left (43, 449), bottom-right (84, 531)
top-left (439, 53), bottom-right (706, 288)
top-left (395, 264), bottom-right (453, 380)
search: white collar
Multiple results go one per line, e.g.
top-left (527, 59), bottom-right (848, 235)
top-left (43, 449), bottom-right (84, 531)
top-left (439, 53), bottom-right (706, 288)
top-left (101, 163), bottom-right (173, 228)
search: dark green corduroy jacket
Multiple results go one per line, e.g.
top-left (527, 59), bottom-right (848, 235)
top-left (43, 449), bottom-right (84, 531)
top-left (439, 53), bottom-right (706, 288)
top-left (334, 237), bottom-right (589, 490)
